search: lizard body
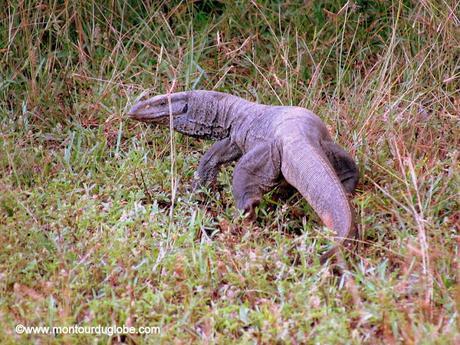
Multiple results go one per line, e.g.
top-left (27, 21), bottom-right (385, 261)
top-left (128, 90), bottom-right (359, 263)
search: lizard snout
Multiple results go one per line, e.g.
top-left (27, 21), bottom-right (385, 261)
top-left (127, 102), bottom-right (146, 119)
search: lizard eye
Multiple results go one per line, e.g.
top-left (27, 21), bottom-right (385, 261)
top-left (160, 100), bottom-right (166, 106)
top-left (182, 104), bottom-right (188, 113)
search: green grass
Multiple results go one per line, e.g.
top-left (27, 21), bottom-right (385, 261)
top-left (0, 0), bottom-right (459, 343)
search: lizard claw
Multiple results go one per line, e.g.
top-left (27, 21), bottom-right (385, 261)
top-left (191, 179), bottom-right (201, 193)
top-left (239, 197), bottom-right (260, 221)
top-left (244, 207), bottom-right (256, 221)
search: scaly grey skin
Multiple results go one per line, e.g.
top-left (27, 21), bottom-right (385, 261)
top-left (128, 90), bottom-right (359, 263)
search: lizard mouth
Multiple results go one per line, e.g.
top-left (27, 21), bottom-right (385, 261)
top-left (128, 104), bottom-right (188, 121)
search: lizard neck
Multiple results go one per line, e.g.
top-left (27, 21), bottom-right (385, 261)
top-left (172, 91), bottom-right (255, 140)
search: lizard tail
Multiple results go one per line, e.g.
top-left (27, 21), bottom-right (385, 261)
top-left (280, 139), bottom-right (356, 264)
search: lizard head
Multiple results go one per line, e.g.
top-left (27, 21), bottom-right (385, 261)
top-left (128, 92), bottom-right (189, 124)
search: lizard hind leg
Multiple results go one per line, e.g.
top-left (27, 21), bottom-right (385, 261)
top-left (232, 144), bottom-right (282, 219)
top-left (321, 141), bottom-right (359, 193)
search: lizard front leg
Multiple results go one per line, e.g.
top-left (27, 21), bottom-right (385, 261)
top-left (232, 144), bottom-right (281, 219)
top-left (194, 137), bottom-right (242, 189)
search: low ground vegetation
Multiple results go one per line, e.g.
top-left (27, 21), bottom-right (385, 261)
top-left (0, 1), bottom-right (458, 343)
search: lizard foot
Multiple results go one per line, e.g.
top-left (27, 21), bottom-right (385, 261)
top-left (191, 178), bottom-right (219, 193)
top-left (238, 197), bottom-right (261, 221)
